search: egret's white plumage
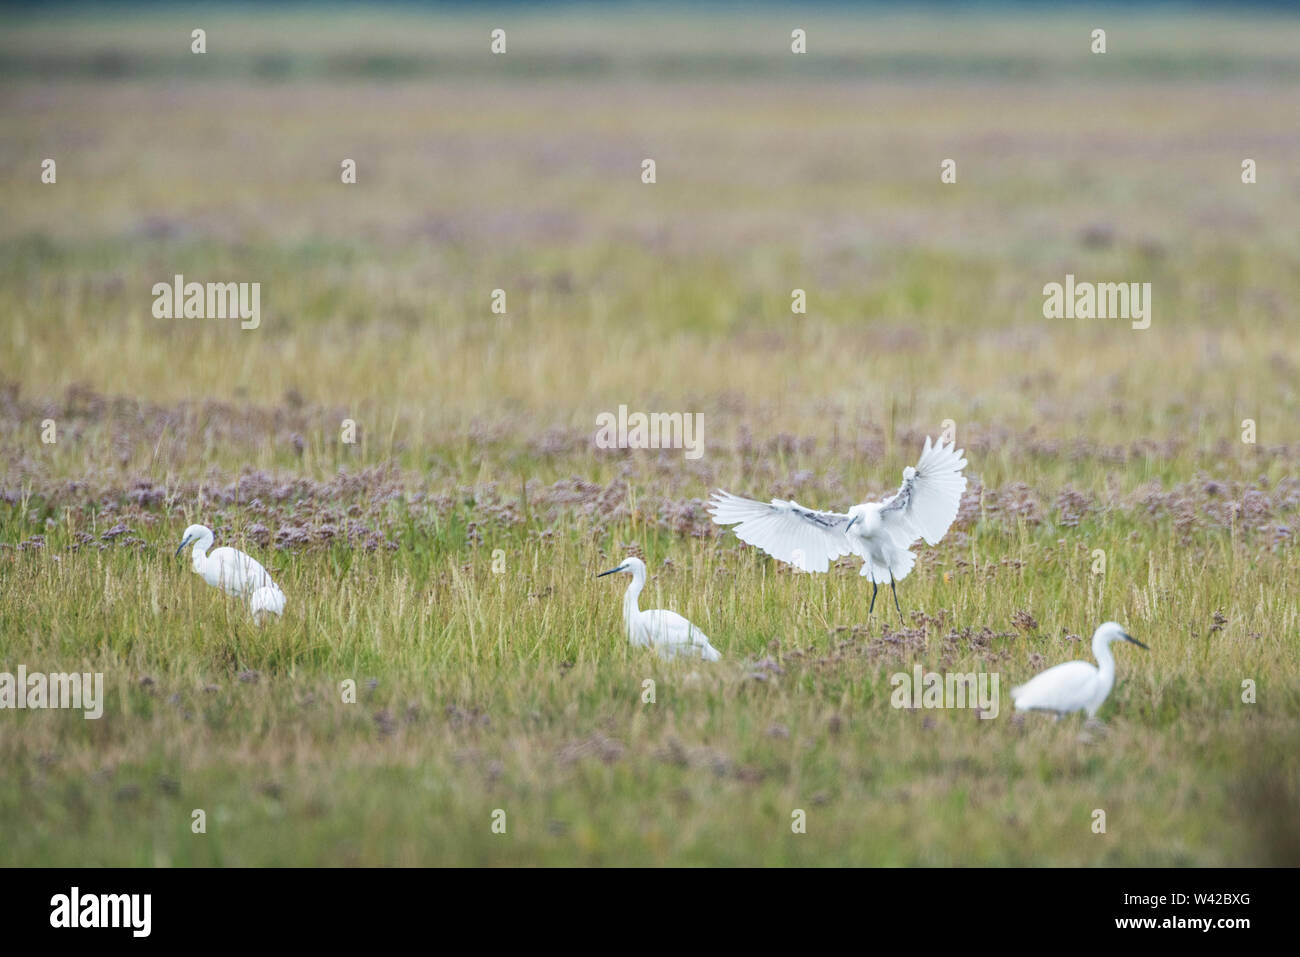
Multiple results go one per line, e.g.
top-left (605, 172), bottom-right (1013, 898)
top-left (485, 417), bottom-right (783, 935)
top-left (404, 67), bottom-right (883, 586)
top-left (1011, 622), bottom-right (1147, 719)
top-left (597, 557), bottom-right (720, 661)
top-left (176, 524), bottom-right (285, 623)
top-left (708, 435), bottom-right (968, 615)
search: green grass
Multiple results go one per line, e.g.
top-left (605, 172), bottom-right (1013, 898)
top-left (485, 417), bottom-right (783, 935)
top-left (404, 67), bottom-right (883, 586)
top-left (1, 7), bottom-right (1299, 865)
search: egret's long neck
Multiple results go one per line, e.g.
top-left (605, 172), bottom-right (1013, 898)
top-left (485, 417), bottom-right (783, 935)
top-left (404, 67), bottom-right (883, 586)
top-left (1093, 635), bottom-right (1117, 689)
top-left (191, 534), bottom-right (213, 572)
top-left (622, 568), bottom-right (645, 631)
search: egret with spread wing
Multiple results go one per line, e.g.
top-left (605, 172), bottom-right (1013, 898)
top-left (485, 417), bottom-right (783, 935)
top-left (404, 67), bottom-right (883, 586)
top-left (708, 436), bottom-right (967, 618)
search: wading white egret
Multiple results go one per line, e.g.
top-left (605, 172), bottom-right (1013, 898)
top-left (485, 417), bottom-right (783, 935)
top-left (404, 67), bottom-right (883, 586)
top-left (1011, 622), bottom-right (1147, 719)
top-left (597, 557), bottom-right (721, 661)
top-left (176, 524), bottom-right (286, 623)
top-left (708, 435), bottom-right (967, 618)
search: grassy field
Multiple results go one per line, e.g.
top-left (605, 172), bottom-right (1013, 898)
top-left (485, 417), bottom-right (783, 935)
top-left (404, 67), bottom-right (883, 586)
top-left (2, 6), bottom-right (1299, 866)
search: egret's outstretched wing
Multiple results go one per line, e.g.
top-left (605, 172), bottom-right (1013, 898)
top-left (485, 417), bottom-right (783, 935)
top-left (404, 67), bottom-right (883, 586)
top-left (878, 436), bottom-right (968, 546)
top-left (708, 490), bottom-right (852, 573)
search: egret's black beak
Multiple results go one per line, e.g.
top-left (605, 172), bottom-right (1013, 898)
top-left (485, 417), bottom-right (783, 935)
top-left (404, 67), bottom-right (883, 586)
top-left (846, 515), bottom-right (860, 530)
top-left (596, 565), bottom-right (625, 578)
top-left (174, 536), bottom-right (190, 557)
top-left (1123, 632), bottom-right (1148, 650)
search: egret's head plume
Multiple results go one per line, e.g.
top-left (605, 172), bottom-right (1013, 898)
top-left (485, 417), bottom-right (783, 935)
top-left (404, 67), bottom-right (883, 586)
top-left (176, 523), bottom-right (212, 556)
top-left (597, 555), bottom-right (644, 578)
top-left (1095, 621), bottom-right (1147, 649)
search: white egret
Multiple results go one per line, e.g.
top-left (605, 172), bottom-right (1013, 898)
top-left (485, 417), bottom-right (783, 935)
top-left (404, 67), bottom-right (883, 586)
top-left (1011, 622), bottom-right (1147, 719)
top-left (708, 435), bottom-right (967, 618)
top-left (597, 557), bottom-right (721, 661)
top-left (175, 524), bottom-right (286, 623)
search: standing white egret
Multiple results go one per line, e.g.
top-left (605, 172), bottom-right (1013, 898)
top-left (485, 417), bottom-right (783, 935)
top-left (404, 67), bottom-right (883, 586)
top-left (597, 557), bottom-right (721, 661)
top-left (1011, 622), bottom-right (1147, 719)
top-left (708, 435), bottom-right (967, 618)
top-left (175, 524), bottom-right (286, 623)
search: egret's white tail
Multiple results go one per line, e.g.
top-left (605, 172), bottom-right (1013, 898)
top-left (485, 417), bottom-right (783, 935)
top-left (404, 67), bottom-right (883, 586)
top-left (660, 640), bottom-right (722, 662)
top-left (858, 543), bottom-right (917, 584)
top-left (250, 585), bottom-right (286, 624)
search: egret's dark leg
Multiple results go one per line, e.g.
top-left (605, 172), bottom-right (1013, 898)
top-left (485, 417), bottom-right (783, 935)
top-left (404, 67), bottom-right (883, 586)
top-left (889, 570), bottom-right (903, 622)
top-left (869, 580), bottom-right (878, 616)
